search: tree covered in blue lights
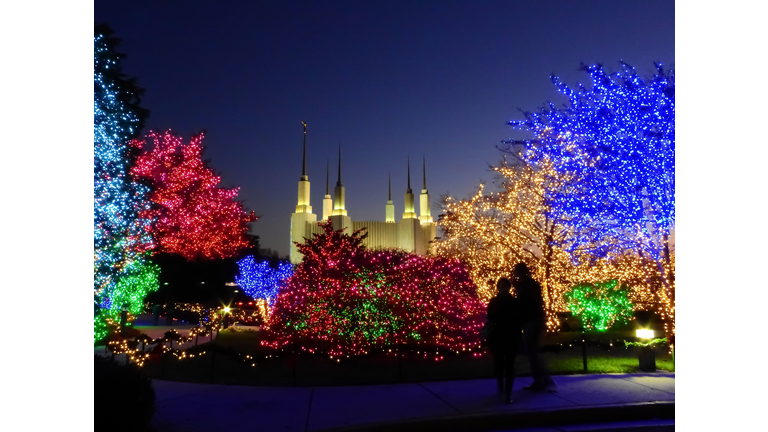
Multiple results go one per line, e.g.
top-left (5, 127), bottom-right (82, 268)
top-left (505, 62), bottom-right (674, 340)
top-left (235, 256), bottom-right (294, 306)
top-left (94, 24), bottom-right (158, 341)
top-left (507, 62), bottom-right (674, 261)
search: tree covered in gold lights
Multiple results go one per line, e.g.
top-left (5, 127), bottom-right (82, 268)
top-left (504, 62), bottom-right (675, 341)
top-left (434, 157), bottom-right (655, 330)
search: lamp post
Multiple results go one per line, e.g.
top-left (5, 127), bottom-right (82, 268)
top-left (636, 329), bottom-right (656, 372)
top-left (119, 303), bottom-right (129, 335)
top-left (222, 306), bottom-right (231, 330)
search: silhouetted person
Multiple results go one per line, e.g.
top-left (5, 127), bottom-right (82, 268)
top-left (487, 277), bottom-right (524, 403)
top-left (514, 262), bottom-right (557, 393)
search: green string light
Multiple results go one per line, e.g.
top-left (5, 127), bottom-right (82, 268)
top-left (564, 280), bottom-right (634, 331)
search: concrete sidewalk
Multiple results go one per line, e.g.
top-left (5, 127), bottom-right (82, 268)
top-left (149, 372), bottom-right (674, 432)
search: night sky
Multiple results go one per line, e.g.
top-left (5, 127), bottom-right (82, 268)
top-left (94, 0), bottom-right (674, 257)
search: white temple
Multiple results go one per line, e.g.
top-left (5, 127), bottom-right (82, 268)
top-left (289, 123), bottom-right (437, 264)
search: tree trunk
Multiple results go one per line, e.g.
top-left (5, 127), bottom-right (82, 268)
top-left (544, 223), bottom-right (556, 314)
top-left (639, 244), bottom-right (675, 344)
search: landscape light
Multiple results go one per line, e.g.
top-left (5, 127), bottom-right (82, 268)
top-left (636, 329), bottom-right (654, 339)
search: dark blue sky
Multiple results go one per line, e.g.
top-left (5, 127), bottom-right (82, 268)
top-left (95, 0), bottom-right (674, 257)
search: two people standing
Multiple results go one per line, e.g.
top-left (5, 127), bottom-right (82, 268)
top-left (486, 262), bottom-right (556, 403)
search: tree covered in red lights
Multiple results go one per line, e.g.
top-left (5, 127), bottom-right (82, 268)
top-left (261, 220), bottom-right (486, 357)
top-left (131, 130), bottom-right (256, 261)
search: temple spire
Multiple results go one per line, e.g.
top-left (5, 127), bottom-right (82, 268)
top-left (332, 142), bottom-right (347, 217)
top-left (301, 121), bottom-right (307, 180)
top-left (336, 143), bottom-right (343, 186)
top-left (323, 159), bottom-right (332, 220)
top-left (419, 154), bottom-right (433, 225)
top-left (385, 170), bottom-right (395, 223)
top-left (403, 156), bottom-right (416, 219)
top-left (406, 156), bottom-right (412, 193)
top-left (294, 121), bottom-right (313, 215)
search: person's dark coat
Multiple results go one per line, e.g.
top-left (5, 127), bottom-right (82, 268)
top-left (515, 276), bottom-right (545, 324)
top-left (487, 293), bottom-right (523, 349)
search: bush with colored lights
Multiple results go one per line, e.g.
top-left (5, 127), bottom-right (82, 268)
top-left (564, 280), bottom-right (634, 331)
top-left (261, 220), bottom-right (486, 357)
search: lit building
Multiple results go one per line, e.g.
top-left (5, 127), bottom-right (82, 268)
top-left (289, 124), bottom-right (437, 263)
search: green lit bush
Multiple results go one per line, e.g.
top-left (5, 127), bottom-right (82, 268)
top-left (564, 280), bottom-right (634, 331)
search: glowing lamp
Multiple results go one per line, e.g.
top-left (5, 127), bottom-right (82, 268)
top-left (223, 307), bottom-right (231, 313)
top-left (636, 329), bottom-right (657, 372)
top-left (636, 329), bottom-right (654, 339)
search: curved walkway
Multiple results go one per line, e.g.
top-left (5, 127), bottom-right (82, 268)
top-left (149, 372), bottom-right (674, 432)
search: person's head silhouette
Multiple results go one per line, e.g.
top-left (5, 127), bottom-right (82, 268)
top-left (497, 277), bottom-right (512, 295)
top-left (513, 262), bottom-right (531, 279)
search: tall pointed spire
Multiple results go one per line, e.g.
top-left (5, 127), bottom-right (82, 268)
top-left (403, 156), bottom-right (416, 219)
top-left (301, 121), bottom-right (307, 180)
top-left (323, 159), bottom-right (332, 220)
top-left (295, 122), bottom-right (312, 213)
top-left (332, 142), bottom-right (347, 217)
top-left (419, 154), bottom-right (433, 225)
top-left (337, 143), bottom-right (342, 187)
top-left (292, 122), bottom-right (315, 264)
top-left (385, 170), bottom-right (395, 223)
top-left (406, 156), bottom-right (412, 193)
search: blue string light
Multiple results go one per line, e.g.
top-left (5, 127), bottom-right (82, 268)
top-left (507, 62), bottom-right (674, 261)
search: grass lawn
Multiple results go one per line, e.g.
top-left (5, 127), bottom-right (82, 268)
top-left (138, 329), bottom-right (673, 386)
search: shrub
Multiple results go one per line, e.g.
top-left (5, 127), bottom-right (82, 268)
top-left (94, 355), bottom-right (156, 432)
top-left (261, 220), bottom-right (486, 357)
top-left (564, 280), bottom-right (634, 331)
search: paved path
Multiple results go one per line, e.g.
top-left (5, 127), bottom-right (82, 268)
top-left (95, 316), bottom-right (674, 431)
top-left (149, 372), bottom-right (674, 432)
